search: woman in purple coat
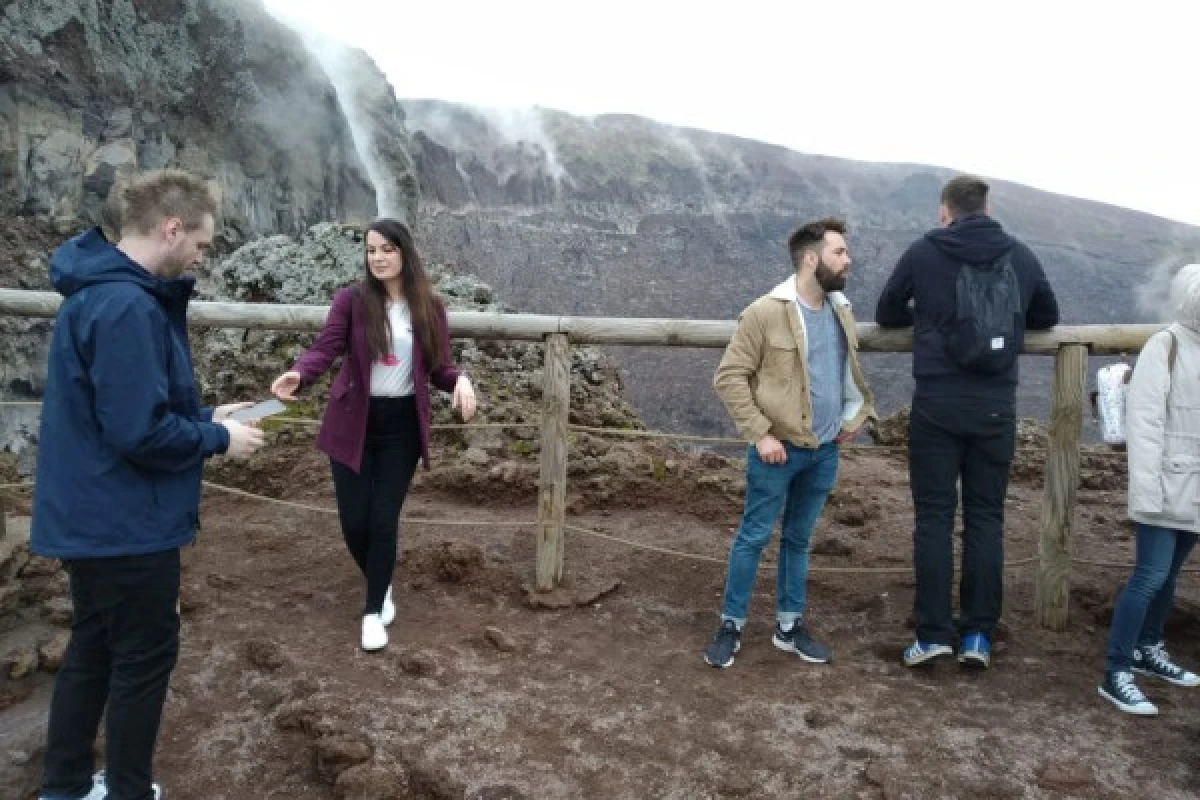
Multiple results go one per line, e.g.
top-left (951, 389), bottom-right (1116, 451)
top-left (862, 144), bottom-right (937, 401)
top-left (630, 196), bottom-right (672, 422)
top-left (271, 219), bottom-right (477, 651)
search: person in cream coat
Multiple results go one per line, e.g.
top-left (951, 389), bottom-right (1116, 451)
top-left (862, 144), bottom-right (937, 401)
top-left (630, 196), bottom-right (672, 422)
top-left (1099, 263), bottom-right (1200, 715)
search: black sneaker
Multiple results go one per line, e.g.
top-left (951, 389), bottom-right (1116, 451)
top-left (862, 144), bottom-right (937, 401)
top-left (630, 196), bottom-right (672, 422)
top-left (772, 621), bottom-right (831, 664)
top-left (704, 619), bottom-right (742, 669)
top-left (1098, 670), bottom-right (1157, 716)
top-left (1134, 642), bottom-right (1200, 687)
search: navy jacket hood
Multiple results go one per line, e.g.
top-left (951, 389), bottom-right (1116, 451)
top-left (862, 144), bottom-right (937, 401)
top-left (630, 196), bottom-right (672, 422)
top-left (925, 213), bottom-right (1013, 266)
top-left (50, 227), bottom-right (195, 304)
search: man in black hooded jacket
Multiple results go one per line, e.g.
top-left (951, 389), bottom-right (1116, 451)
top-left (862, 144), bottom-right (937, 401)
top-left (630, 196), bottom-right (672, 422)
top-left (876, 174), bottom-right (1059, 669)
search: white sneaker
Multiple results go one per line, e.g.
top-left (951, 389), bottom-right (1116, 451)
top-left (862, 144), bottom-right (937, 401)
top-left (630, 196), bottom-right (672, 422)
top-left (381, 586), bottom-right (396, 627)
top-left (361, 613), bottom-right (388, 651)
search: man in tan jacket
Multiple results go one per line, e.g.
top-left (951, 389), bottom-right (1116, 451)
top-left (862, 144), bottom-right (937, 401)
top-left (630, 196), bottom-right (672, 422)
top-left (704, 218), bottom-right (874, 669)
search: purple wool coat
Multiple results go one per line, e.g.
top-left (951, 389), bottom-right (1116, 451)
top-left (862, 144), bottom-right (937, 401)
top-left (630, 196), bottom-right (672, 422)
top-left (292, 287), bottom-right (460, 473)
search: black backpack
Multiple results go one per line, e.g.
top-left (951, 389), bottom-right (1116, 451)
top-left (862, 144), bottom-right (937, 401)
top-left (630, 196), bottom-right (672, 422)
top-left (944, 253), bottom-right (1022, 374)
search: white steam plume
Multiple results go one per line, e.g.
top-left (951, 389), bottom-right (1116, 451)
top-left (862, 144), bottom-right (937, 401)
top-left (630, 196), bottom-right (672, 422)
top-left (1135, 235), bottom-right (1200, 322)
top-left (405, 102), bottom-right (572, 190)
top-left (304, 36), bottom-right (404, 220)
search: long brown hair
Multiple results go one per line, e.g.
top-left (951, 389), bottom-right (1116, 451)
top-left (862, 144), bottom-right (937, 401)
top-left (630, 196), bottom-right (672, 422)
top-left (359, 219), bottom-right (445, 371)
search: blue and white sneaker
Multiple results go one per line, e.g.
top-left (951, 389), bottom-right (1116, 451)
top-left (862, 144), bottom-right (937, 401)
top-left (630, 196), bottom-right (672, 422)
top-left (958, 632), bottom-right (991, 669)
top-left (903, 640), bottom-right (953, 667)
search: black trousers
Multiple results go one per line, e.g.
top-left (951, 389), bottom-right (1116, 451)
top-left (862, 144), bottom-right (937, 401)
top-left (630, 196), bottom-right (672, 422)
top-left (42, 548), bottom-right (181, 800)
top-left (330, 396), bottom-right (421, 615)
top-left (909, 395), bottom-right (1016, 644)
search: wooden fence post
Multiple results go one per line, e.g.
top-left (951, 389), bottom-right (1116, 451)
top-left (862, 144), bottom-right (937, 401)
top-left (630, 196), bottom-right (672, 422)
top-left (535, 333), bottom-right (570, 590)
top-left (1035, 344), bottom-right (1088, 630)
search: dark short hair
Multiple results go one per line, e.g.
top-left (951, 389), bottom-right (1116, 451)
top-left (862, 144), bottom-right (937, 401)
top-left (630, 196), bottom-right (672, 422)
top-left (940, 175), bottom-right (989, 218)
top-left (788, 217), bottom-right (847, 266)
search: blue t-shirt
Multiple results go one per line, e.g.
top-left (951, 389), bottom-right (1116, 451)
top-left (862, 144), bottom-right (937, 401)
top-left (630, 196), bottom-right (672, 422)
top-left (799, 299), bottom-right (848, 444)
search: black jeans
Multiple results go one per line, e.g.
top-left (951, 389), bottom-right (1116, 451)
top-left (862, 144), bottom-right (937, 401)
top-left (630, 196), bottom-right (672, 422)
top-left (330, 396), bottom-right (421, 615)
top-left (42, 549), bottom-right (181, 800)
top-left (909, 395), bottom-right (1016, 644)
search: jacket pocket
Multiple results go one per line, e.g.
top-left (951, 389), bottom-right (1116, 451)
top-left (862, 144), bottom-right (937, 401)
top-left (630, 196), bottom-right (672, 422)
top-left (761, 335), bottom-right (798, 383)
top-left (755, 336), bottom-right (802, 433)
top-left (1161, 455), bottom-right (1200, 522)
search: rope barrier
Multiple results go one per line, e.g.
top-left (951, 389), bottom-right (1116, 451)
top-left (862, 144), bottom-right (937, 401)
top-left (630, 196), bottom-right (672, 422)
top-left (1072, 555), bottom-right (1200, 573)
top-left (1, 477), bottom-right (1192, 573)
top-left (199, 480), bottom-right (530, 526)
top-left (567, 425), bottom-right (744, 445)
top-left (0, 402), bottom-right (542, 431)
top-left (0, 400), bottom-right (1132, 459)
top-left (562, 522), bottom-right (1039, 572)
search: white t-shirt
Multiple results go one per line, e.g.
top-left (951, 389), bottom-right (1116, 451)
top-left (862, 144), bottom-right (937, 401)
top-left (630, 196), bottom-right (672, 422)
top-left (369, 300), bottom-right (415, 397)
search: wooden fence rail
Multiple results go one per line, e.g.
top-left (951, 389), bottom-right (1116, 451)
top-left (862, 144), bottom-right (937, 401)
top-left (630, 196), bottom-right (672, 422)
top-left (0, 289), bottom-right (1163, 629)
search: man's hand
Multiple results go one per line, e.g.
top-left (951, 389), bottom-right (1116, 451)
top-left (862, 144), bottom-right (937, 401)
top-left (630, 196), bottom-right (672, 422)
top-left (452, 376), bottom-right (478, 422)
top-left (219, 420), bottom-right (265, 458)
top-left (835, 427), bottom-right (860, 445)
top-left (271, 371), bottom-right (303, 401)
top-left (212, 402), bottom-right (254, 422)
top-left (755, 434), bottom-right (786, 464)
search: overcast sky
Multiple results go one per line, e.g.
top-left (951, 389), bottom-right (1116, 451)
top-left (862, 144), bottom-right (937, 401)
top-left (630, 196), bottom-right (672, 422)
top-left (263, 0), bottom-right (1198, 226)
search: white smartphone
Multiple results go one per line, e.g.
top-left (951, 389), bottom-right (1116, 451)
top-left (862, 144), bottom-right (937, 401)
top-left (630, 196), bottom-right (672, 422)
top-left (228, 398), bottom-right (287, 423)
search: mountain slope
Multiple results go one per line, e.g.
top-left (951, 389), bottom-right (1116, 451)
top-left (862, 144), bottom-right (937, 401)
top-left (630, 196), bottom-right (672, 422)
top-left (405, 100), bottom-right (1200, 433)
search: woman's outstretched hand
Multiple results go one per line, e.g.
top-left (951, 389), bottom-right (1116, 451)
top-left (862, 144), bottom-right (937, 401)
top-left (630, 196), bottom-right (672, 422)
top-left (452, 376), bottom-right (477, 422)
top-left (271, 371), bottom-right (302, 401)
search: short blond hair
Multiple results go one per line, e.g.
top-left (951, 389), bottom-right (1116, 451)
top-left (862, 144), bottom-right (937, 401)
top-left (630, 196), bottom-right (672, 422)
top-left (121, 170), bottom-right (218, 235)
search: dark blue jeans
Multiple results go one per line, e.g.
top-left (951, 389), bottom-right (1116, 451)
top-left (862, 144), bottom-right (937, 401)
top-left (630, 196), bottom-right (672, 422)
top-left (41, 549), bottom-right (180, 800)
top-left (1105, 522), bottom-right (1198, 673)
top-left (720, 442), bottom-right (840, 626)
top-left (909, 395), bottom-right (1015, 644)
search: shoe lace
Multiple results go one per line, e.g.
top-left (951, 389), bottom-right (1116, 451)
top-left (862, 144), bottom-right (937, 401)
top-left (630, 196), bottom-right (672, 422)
top-left (1142, 643), bottom-right (1180, 674)
top-left (1114, 672), bottom-right (1147, 703)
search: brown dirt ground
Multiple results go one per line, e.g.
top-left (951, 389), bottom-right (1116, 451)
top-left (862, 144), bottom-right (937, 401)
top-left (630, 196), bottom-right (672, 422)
top-left (8, 441), bottom-right (1200, 799)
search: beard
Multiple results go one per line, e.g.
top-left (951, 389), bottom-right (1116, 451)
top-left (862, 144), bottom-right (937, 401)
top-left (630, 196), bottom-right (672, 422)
top-left (159, 244), bottom-right (192, 278)
top-left (157, 256), bottom-right (188, 279)
top-left (814, 257), bottom-right (847, 292)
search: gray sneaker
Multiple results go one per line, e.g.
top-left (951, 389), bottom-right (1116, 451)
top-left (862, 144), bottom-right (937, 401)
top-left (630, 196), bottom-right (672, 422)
top-left (703, 619), bottom-right (742, 669)
top-left (772, 621), bottom-right (831, 663)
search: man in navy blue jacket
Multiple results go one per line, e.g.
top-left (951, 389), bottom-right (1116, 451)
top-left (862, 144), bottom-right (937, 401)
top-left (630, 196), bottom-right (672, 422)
top-left (875, 175), bottom-right (1059, 671)
top-left (33, 170), bottom-right (264, 800)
